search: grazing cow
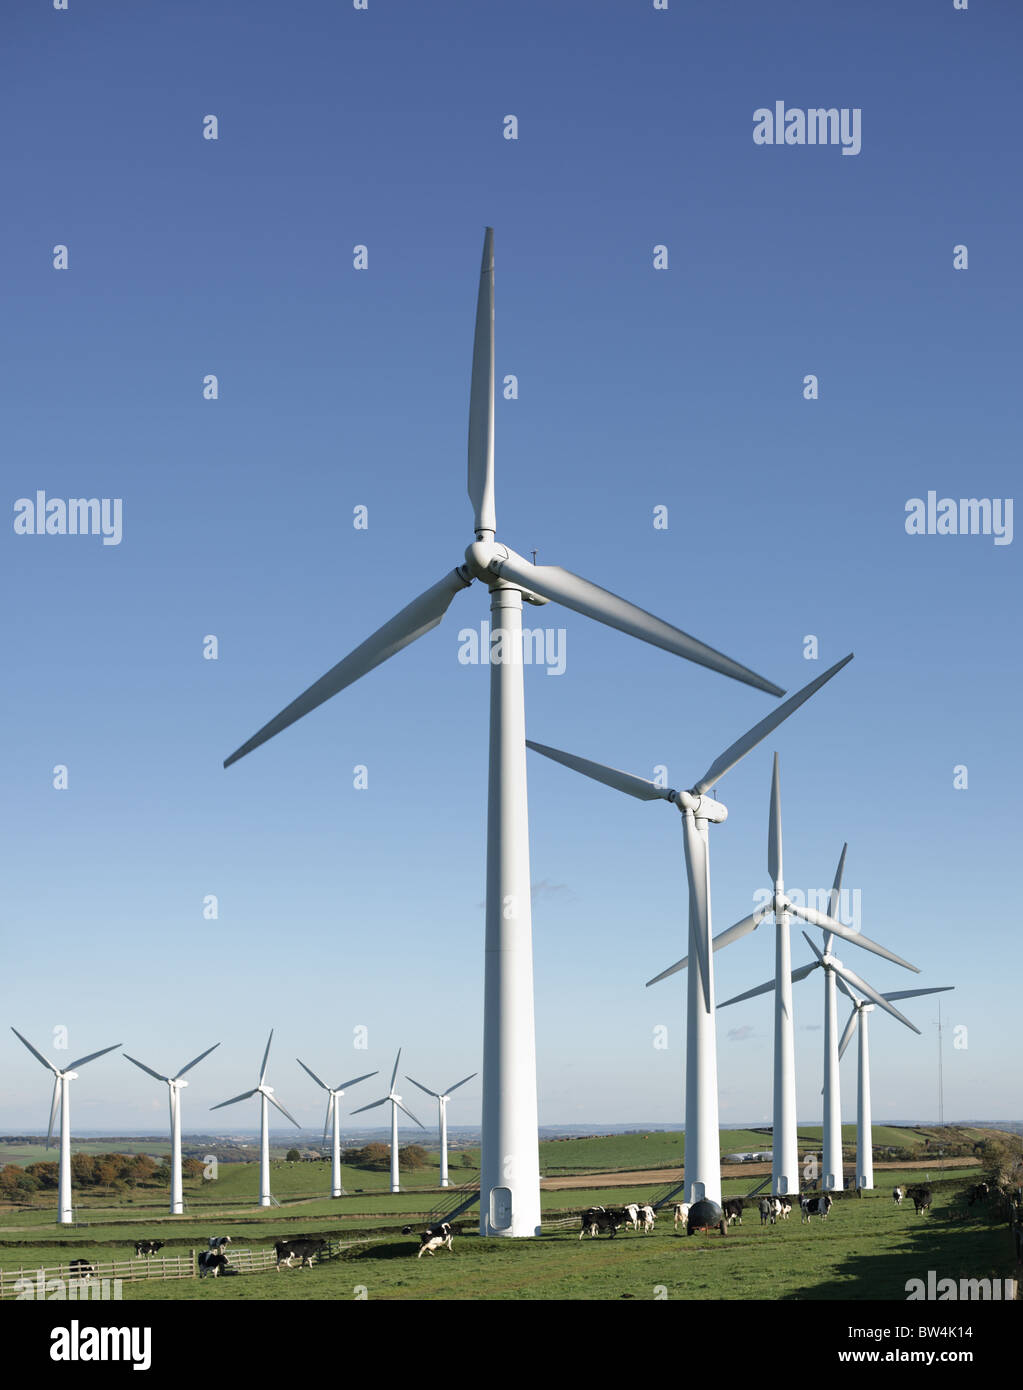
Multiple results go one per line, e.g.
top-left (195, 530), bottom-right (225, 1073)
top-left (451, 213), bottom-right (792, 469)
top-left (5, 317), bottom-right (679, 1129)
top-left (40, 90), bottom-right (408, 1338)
top-left (908, 1187), bottom-right (932, 1216)
top-left (723, 1198), bottom-right (744, 1226)
top-left (638, 1204), bottom-right (656, 1234)
top-left (198, 1251), bottom-right (229, 1279)
top-left (579, 1206), bottom-right (622, 1239)
top-left (892, 1187), bottom-right (903, 1206)
top-left (417, 1222), bottom-right (454, 1259)
top-left (672, 1203), bottom-right (691, 1231)
top-left (133, 1240), bottom-right (164, 1257)
top-left (800, 1195), bottom-right (833, 1223)
top-left (69, 1259), bottom-right (96, 1276)
top-left (274, 1237), bottom-right (327, 1270)
top-left (207, 1235), bottom-right (232, 1252)
top-left (967, 1183), bottom-right (990, 1206)
top-left (622, 1203), bottom-right (640, 1231)
top-left (777, 1199), bottom-right (792, 1221)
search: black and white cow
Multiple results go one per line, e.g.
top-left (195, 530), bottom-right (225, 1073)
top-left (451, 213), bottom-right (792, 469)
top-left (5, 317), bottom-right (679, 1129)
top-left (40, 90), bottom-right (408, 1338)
top-left (198, 1251), bottom-right (229, 1279)
top-left (638, 1204), bottom-right (656, 1234)
top-left (579, 1206), bottom-right (622, 1239)
top-left (207, 1235), bottom-right (232, 1253)
top-left (622, 1203), bottom-right (641, 1231)
top-left (274, 1237), bottom-right (327, 1270)
top-left (723, 1198), bottom-right (744, 1226)
top-left (133, 1240), bottom-right (164, 1257)
top-left (892, 1187), bottom-right (903, 1206)
top-left (69, 1259), bottom-right (96, 1276)
top-left (778, 1198), bottom-right (792, 1221)
top-left (800, 1194), bottom-right (833, 1223)
top-left (672, 1203), bottom-right (691, 1231)
top-left (967, 1183), bottom-right (989, 1206)
top-left (417, 1222), bottom-right (454, 1259)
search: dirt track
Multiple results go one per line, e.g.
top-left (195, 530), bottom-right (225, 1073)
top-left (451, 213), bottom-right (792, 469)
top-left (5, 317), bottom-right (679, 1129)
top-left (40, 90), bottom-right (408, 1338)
top-left (540, 1156), bottom-right (978, 1191)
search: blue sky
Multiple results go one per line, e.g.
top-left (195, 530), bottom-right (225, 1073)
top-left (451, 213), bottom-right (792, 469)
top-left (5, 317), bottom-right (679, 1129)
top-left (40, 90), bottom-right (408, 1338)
top-left (2, 0), bottom-right (1019, 1137)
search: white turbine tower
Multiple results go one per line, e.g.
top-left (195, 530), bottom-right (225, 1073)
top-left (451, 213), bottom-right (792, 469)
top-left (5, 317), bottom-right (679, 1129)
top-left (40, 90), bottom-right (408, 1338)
top-left (699, 758), bottom-right (918, 1198)
top-left (123, 1042), bottom-right (220, 1214)
top-left (222, 228), bottom-right (786, 1237)
top-left (11, 1028), bottom-right (121, 1225)
top-left (296, 1059), bottom-right (378, 1198)
top-left (350, 1050), bottom-right (424, 1194)
top-left (528, 654), bottom-right (854, 1207)
top-left (720, 924), bottom-right (924, 1192)
top-left (210, 1031), bottom-right (299, 1207)
top-left (839, 985), bottom-right (953, 1190)
top-left (406, 1070), bottom-right (478, 1187)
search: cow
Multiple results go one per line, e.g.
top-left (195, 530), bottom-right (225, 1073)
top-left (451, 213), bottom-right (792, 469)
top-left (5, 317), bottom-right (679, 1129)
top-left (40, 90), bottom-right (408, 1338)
top-left (908, 1187), bottom-right (932, 1216)
top-left (800, 1194), bottom-right (833, 1223)
top-left (69, 1259), bottom-right (96, 1276)
top-left (967, 1183), bottom-right (989, 1206)
top-left (207, 1235), bottom-right (232, 1252)
top-left (417, 1222), bottom-right (454, 1258)
top-left (723, 1198), bottom-right (744, 1226)
top-left (579, 1206), bottom-right (622, 1239)
top-left (892, 1187), bottom-right (903, 1206)
top-left (133, 1240), bottom-right (164, 1257)
top-left (672, 1202), bottom-right (690, 1231)
top-left (622, 1203), bottom-right (640, 1231)
top-left (777, 1198), bottom-right (792, 1221)
top-left (198, 1251), bottom-right (229, 1279)
top-left (638, 1204), bottom-right (656, 1234)
top-left (274, 1237), bottom-right (327, 1270)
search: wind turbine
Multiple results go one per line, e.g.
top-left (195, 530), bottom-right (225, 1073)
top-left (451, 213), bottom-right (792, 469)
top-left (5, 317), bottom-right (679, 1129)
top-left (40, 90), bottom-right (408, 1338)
top-left (11, 1028), bottom-right (121, 1225)
top-left (350, 1050), bottom-right (424, 1194)
top-left (720, 924), bottom-right (924, 1192)
top-left (123, 1042), bottom-right (220, 1214)
top-left (296, 1058), bottom-right (378, 1197)
top-left (692, 758), bottom-right (918, 1198)
top-left (222, 228), bottom-right (786, 1237)
top-left (210, 1031), bottom-right (299, 1207)
top-left (528, 653), bottom-right (854, 1207)
top-left (406, 1069), bottom-right (478, 1187)
top-left (839, 985), bottom-right (953, 1190)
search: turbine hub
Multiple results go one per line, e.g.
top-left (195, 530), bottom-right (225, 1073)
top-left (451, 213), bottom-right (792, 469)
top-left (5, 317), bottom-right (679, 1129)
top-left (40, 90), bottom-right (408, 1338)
top-left (677, 790), bottom-right (728, 823)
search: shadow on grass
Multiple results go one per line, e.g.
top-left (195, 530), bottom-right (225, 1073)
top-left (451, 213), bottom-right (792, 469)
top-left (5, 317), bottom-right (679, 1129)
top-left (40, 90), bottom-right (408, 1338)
top-left (779, 1205), bottom-right (1015, 1302)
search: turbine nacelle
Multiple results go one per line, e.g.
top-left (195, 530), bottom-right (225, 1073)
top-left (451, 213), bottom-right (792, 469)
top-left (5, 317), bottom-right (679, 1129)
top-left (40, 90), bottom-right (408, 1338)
top-left (672, 790), bottom-right (728, 823)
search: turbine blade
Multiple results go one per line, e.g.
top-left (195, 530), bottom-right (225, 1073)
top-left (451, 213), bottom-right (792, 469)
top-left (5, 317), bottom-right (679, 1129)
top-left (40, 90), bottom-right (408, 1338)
top-left (390, 1050), bottom-right (401, 1092)
top-left (296, 1059), bottom-right (329, 1091)
top-left (789, 902), bottom-right (919, 972)
top-left (266, 1092), bottom-right (301, 1128)
top-left (350, 1097), bottom-right (388, 1116)
top-left (336, 1071), bottom-right (378, 1092)
top-left (838, 1008), bottom-right (860, 1060)
top-left (824, 843), bottom-right (848, 952)
top-left (682, 814), bottom-right (712, 1013)
top-left (174, 1043), bottom-right (220, 1079)
top-left (835, 973), bottom-right (858, 1003)
top-left (323, 1094), bottom-right (334, 1145)
top-left (717, 958), bottom-right (819, 1009)
top-left (830, 962), bottom-right (921, 1034)
top-left (467, 227), bottom-right (496, 536)
top-left (768, 753), bottom-right (782, 885)
top-left (393, 1098), bottom-right (425, 1129)
top-left (210, 1088), bottom-right (258, 1110)
top-left (123, 1055), bottom-right (170, 1083)
top-left (224, 570), bottom-right (472, 767)
top-left (692, 654), bottom-right (853, 794)
top-left (643, 908), bottom-right (767, 986)
top-left (10, 1028), bottom-right (58, 1074)
top-left (882, 986), bottom-right (954, 1003)
top-left (489, 550), bottom-right (783, 695)
top-left (259, 1031), bottom-right (273, 1086)
top-left (444, 1073), bottom-right (477, 1095)
top-left (526, 740), bottom-right (671, 802)
top-left (47, 1076), bottom-right (60, 1148)
top-left (67, 1043), bottom-right (121, 1070)
top-left (406, 1076), bottom-right (439, 1099)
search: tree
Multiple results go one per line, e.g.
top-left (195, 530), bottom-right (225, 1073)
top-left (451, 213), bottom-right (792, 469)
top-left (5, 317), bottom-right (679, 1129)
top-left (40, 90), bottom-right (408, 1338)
top-left (286, 1148), bottom-right (301, 1163)
top-left (348, 1143), bottom-right (391, 1171)
top-left (182, 1157), bottom-right (205, 1179)
top-left (25, 1162), bottom-right (59, 1189)
top-left (398, 1144), bottom-right (428, 1171)
top-left (71, 1154), bottom-right (97, 1186)
top-left (978, 1135), bottom-right (1023, 1189)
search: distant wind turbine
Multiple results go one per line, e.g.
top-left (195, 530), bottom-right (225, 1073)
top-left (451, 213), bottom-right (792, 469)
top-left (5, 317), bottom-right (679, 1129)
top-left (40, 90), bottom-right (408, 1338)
top-left (210, 1031), bottom-right (299, 1207)
top-left (350, 1050), bottom-right (424, 1194)
top-left (124, 1042), bottom-right (220, 1214)
top-left (11, 1028), bottom-right (121, 1225)
top-left (296, 1058), bottom-right (377, 1197)
top-left (406, 1070), bottom-right (477, 1187)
